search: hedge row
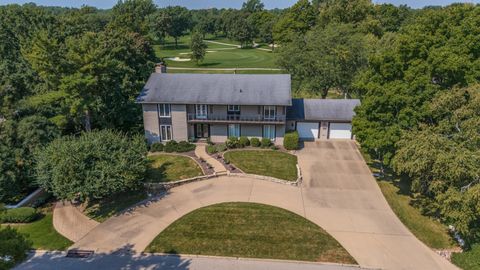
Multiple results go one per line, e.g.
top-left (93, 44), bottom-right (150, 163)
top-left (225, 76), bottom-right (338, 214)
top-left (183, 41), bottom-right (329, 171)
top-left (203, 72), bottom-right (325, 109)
top-left (0, 207), bottom-right (38, 223)
top-left (150, 140), bottom-right (196, 153)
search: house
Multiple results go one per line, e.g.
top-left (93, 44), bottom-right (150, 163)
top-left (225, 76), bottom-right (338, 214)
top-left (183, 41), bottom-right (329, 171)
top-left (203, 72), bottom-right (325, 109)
top-left (137, 64), bottom-right (360, 145)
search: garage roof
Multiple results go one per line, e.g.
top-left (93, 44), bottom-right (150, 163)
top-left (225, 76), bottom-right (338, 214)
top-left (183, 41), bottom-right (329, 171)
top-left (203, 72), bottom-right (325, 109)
top-left (287, 98), bottom-right (360, 121)
top-left (137, 73), bottom-right (292, 106)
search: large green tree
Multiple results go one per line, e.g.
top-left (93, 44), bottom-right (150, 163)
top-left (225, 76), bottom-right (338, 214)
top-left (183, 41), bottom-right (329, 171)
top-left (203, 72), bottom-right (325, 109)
top-left (277, 23), bottom-right (368, 98)
top-left (190, 32), bottom-right (207, 64)
top-left (35, 130), bottom-right (147, 202)
top-left (273, 0), bottom-right (316, 43)
top-left (392, 86), bottom-right (480, 243)
top-left (108, 0), bottom-right (156, 36)
top-left (0, 227), bottom-right (31, 270)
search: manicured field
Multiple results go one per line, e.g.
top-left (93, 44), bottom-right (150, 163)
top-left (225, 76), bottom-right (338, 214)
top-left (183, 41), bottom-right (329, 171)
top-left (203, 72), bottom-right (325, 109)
top-left (146, 154), bottom-right (203, 183)
top-left (145, 202), bottom-right (356, 264)
top-left (224, 150), bottom-right (298, 181)
top-left (84, 189), bottom-right (148, 222)
top-left (5, 212), bottom-right (72, 250)
top-left (154, 36), bottom-right (279, 69)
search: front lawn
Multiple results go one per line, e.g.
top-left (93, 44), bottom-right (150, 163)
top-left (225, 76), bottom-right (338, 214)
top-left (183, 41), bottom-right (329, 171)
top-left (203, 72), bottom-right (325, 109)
top-left (145, 202), bottom-right (355, 264)
top-left (452, 244), bottom-right (480, 270)
top-left (84, 188), bottom-right (148, 222)
top-left (224, 150), bottom-right (297, 181)
top-left (4, 211), bottom-right (72, 250)
top-left (146, 154), bottom-right (203, 183)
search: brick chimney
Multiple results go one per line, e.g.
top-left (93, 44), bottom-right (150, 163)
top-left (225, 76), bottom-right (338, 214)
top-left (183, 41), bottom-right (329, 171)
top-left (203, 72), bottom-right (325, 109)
top-left (155, 62), bottom-right (167, 73)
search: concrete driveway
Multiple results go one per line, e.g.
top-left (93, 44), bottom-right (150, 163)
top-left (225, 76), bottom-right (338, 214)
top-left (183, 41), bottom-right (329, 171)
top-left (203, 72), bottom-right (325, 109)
top-left (297, 141), bottom-right (457, 270)
top-left (69, 141), bottom-right (457, 270)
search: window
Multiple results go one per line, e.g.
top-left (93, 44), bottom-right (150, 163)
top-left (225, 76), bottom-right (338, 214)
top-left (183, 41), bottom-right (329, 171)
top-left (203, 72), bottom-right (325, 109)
top-left (160, 125), bottom-right (172, 141)
top-left (158, 104), bottom-right (171, 117)
top-left (263, 106), bottom-right (276, 120)
top-left (228, 124), bottom-right (240, 137)
top-left (263, 125), bottom-right (275, 140)
top-left (228, 105), bottom-right (240, 113)
top-left (195, 104), bottom-right (208, 119)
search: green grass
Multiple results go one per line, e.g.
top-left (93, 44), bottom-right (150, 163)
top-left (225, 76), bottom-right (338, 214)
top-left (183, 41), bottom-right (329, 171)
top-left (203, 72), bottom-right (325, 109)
top-left (84, 189), bottom-right (148, 222)
top-left (145, 202), bottom-right (356, 264)
top-left (154, 36), bottom-right (279, 69)
top-left (452, 244), bottom-right (480, 270)
top-left (4, 212), bottom-right (72, 250)
top-left (146, 154), bottom-right (203, 183)
top-left (360, 150), bottom-right (456, 249)
top-left (224, 150), bottom-right (297, 181)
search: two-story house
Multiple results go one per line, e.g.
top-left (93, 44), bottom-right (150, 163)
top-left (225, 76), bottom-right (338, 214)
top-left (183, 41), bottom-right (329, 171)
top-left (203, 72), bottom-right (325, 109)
top-left (137, 63), bottom-right (360, 145)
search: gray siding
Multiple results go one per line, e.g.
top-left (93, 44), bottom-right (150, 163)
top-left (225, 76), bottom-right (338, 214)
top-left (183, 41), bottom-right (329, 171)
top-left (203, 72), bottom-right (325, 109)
top-left (241, 105), bottom-right (261, 117)
top-left (286, 120), bottom-right (296, 131)
top-left (275, 124), bottom-right (285, 145)
top-left (142, 104), bottom-right (160, 144)
top-left (171, 104), bottom-right (188, 141)
top-left (241, 124), bottom-right (262, 138)
top-left (210, 124), bottom-right (227, 143)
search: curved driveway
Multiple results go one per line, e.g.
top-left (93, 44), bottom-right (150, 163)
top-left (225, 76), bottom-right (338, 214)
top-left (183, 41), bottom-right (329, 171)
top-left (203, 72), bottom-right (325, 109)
top-left (71, 141), bottom-right (457, 270)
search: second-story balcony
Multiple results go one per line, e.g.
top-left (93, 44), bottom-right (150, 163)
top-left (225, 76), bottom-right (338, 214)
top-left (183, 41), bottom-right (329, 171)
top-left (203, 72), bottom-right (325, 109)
top-left (187, 114), bottom-right (285, 124)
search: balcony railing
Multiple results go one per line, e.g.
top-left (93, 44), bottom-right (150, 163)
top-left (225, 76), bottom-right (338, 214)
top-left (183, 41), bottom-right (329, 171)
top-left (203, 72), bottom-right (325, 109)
top-left (187, 114), bottom-right (285, 124)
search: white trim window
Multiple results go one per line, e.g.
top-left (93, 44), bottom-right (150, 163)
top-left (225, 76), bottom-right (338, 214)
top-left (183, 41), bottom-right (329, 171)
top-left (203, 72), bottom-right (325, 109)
top-left (263, 106), bottom-right (276, 120)
top-left (195, 104), bottom-right (208, 119)
top-left (263, 125), bottom-right (276, 140)
top-left (158, 104), bottom-right (171, 118)
top-left (227, 105), bottom-right (240, 113)
top-left (160, 125), bottom-right (172, 141)
top-left (228, 124), bottom-right (240, 137)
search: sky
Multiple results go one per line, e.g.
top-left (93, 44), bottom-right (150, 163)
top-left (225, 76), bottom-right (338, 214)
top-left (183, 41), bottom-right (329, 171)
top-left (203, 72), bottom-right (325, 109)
top-left (0, 0), bottom-right (478, 9)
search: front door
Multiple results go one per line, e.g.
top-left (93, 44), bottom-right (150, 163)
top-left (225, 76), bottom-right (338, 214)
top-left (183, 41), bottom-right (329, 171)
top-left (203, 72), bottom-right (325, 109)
top-left (195, 124), bottom-right (209, 138)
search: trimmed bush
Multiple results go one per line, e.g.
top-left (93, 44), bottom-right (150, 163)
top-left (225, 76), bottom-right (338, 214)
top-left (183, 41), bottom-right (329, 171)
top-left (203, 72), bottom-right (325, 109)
top-left (206, 145), bottom-right (217, 154)
top-left (250, 137), bottom-right (261, 147)
top-left (271, 145), bottom-right (279, 150)
top-left (150, 142), bottom-right (164, 152)
top-left (283, 131), bottom-right (300, 150)
top-left (0, 207), bottom-right (38, 223)
top-left (226, 137), bottom-right (239, 149)
top-left (164, 140), bottom-right (178, 153)
top-left (176, 141), bottom-right (196, 152)
top-left (261, 138), bottom-right (272, 148)
top-left (238, 136), bottom-right (250, 148)
top-left (216, 143), bottom-right (227, 152)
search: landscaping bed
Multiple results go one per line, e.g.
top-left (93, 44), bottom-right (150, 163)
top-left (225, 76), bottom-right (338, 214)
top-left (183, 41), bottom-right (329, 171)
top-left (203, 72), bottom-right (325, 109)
top-left (146, 154), bottom-right (204, 183)
top-left (223, 150), bottom-right (298, 181)
top-left (145, 202), bottom-right (356, 264)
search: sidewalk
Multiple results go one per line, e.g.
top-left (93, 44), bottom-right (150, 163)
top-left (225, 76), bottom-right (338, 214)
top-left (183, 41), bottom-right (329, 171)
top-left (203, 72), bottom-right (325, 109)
top-left (53, 201), bottom-right (99, 242)
top-left (194, 144), bottom-right (227, 174)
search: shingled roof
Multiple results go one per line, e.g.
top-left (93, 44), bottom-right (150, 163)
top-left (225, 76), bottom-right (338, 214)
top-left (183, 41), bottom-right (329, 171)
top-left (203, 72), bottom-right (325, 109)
top-left (287, 98), bottom-right (360, 121)
top-left (137, 73), bottom-right (292, 106)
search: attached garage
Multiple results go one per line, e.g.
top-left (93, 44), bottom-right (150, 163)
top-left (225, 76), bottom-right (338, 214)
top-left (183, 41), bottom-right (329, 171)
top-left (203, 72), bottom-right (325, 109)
top-left (328, 123), bottom-right (352, 139)
top-left (296, 122), bottom-right (319, 140)
top-left (286, 99), bottom-right (360, 141)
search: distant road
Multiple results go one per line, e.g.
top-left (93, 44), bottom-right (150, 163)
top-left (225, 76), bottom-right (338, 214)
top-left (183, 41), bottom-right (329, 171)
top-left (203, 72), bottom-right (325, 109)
top-left (16, 251), bottom-right (366, 270)
top-left (168, 67), bottom-right (283, 71)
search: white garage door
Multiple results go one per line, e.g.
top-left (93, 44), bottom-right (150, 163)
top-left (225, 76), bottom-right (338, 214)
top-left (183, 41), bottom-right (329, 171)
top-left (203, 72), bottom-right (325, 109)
top-left (296, 122), bottom-right (319, 140)
top-left (329, 123), bottom-right (352, 139)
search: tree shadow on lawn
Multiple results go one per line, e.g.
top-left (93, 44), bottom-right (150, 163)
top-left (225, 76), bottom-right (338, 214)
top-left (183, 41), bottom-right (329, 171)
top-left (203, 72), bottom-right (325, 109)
top-left (146, 160), bottom-right (173, 183)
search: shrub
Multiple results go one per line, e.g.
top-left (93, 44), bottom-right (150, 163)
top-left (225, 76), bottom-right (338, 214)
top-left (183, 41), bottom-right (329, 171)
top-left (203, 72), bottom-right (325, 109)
top-left (226, 137), bottom-right (239, 149)
top-left (164, 140), bottom-right (178, 152)
top-left (206, 145), bottom-right (217, 154)
top-left (238, 136), bottom-right (250, 148)
top-left (250, 137), bottom-right (261, 147)
top-left (0, 207), bottom-right (38, 223)
top-left (150, 142), bottom-right (164, 152)
top-left (284, 131), bottom-right (299, 150)
top-left (206, 138), bottom-right (214, 145)
top-left (35, 130), bottom-right (147, 201)
top-left (261, 138), bottom-right (272, 148)
top-left (176, 141), bottom-right (196, 152)
top-left (215, 143), bottom-right (227, 152)
top-left (270, 145), bottom-right (279, 150)
top-left (0, 227), bottom-right (31, 269)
